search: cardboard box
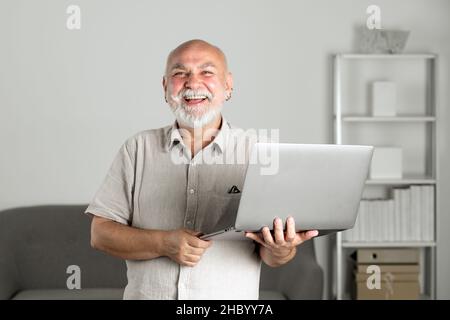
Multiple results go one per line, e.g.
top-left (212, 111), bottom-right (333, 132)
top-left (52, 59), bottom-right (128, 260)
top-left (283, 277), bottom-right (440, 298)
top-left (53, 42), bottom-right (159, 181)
top-left (354, 264), bottom-right (420, 300)
top-left (356, 249), bottom-right (419, 264)
top-left (356, 264), bottom-right (420, 273)
top-left (355, 272), bottom-right (419, 282)
top-left (354, 255), bottom-right (421, 300)
top-left (355, 278), bottom-right (420, 300)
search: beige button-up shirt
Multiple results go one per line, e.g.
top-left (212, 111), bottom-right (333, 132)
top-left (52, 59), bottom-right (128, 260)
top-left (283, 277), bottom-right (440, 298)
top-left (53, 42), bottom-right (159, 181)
top-left (85, 117), bottom-right (261, 299)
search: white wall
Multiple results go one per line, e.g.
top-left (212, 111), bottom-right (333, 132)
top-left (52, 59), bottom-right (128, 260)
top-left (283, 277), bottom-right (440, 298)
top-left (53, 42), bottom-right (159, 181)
top-left (1, 0), bottom-right (449, 299)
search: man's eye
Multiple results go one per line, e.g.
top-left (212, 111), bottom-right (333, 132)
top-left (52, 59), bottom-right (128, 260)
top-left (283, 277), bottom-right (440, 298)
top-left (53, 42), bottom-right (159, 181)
top-left (202, 71), bottom-right (213, 76)
top-left (173, 72), bottom-right (185, 77)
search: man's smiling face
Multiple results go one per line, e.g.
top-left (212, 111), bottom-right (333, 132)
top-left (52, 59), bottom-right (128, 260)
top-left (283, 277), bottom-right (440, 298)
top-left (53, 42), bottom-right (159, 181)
top-left (163, 40), bottom-right (233, 128)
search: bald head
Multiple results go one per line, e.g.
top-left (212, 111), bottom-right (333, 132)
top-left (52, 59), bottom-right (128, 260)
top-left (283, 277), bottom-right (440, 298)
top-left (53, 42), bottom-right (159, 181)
top-left (162, 39), bottom-right (234, 128)
top-left (165, 39), bottom-right (228, 76)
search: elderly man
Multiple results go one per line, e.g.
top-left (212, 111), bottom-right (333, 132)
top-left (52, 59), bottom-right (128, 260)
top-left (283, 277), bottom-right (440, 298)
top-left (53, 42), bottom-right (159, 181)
top-left (86, 39), bottom-right (318, 300)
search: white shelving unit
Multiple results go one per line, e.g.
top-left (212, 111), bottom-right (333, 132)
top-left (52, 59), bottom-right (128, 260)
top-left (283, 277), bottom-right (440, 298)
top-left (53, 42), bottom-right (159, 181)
top-left (341, 116), bottom-right (436, 122)
top-left (333, 53), bottom-right (438, 300)
top-left (366, 177), bottom-right (436, 185)
top-left (341, 241), bottom-right (436, 248)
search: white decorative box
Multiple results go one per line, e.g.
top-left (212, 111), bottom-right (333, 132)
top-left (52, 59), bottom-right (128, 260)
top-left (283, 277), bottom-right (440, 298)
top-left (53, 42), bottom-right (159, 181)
top-left (370, 147), bottom-right (403, 179)
top-left (372, 81), bottom-right (397, 116)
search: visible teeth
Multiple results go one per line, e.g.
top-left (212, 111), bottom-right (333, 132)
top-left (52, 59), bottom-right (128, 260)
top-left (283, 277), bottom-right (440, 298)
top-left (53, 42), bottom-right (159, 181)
top-left (185, 96), bottom-right (207, 100)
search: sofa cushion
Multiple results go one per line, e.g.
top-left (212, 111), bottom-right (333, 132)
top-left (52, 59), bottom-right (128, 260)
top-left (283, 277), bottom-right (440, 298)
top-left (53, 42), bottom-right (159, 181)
top-left (258, 290), bottom-right (287, 300)
top-left (1, 205), bottom-right (323, 300)
top-left (12, 288), bottom-right (124, 300)
top-left (13, 288), bottom-right (285, 300)
top-left (0, 205), bottom-right (127, 294)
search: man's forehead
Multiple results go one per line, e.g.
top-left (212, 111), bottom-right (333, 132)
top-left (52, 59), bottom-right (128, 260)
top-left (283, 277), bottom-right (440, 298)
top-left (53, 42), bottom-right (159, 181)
top-left (169, 50), bottom-right (223, 67)
top-left (166, 42), bottom-right (227, 71)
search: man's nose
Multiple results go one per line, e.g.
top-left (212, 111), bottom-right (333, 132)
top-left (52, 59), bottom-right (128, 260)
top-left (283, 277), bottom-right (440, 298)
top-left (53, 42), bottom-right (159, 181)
top-left (184, 73), bottom-right (202, 89)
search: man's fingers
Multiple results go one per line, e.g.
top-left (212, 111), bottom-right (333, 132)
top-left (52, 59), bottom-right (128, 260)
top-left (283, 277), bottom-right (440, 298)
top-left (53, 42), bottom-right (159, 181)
top-left (303, 230), bottom-right (319, 240)
top-left (273, 218), bottom-right (285, 244)
top-left (285, 216), bottom-right (296, 243)
top-left (262, 227), bottom-right (275, 246)
top-left (182, 261), bottom-right (197, 267)
top-left (183, 253), bottom-right (201, 263)
top-left (294, 230), bottom-right (319, 245)
top-left (245, 232), bottom-right (268, 248)
top-left (186, 246), bottom-right (205, 256)
top-left (187, 236), bottom-right (211, 249)
top-left (183, 229), bottom-right (211, 248)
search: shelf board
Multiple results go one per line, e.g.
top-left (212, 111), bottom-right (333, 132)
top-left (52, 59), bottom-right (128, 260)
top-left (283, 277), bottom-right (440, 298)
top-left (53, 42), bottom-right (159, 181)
top-left (366, 177), bottom-right (436, 185)
top-left (338, 53), bottom-right (436, 59)
top-left (342, 241), bottom-right (436, 248)
top-left (340, 116), bottom-right (436, 122)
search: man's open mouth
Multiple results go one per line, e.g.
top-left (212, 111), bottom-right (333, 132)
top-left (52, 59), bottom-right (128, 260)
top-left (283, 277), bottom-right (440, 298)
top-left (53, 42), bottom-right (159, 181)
top-left (183, 95), bottom-right (209, 106)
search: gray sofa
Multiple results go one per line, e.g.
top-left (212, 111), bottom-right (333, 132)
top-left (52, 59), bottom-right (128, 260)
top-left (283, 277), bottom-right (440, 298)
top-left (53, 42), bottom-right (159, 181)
top-left (0, 205), bottom-right (323, 300)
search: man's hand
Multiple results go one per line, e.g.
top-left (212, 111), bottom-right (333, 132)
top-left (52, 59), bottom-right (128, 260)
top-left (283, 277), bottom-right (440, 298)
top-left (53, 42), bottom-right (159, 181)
top-left (245, 217), bottom-right (318, 267)
top-left (162, 229), bottom-right (212, 267)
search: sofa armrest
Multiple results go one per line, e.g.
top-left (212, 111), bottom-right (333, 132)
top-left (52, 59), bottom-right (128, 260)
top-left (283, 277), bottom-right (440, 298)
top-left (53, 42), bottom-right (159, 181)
top-left (0, 211), bottom-right (19, 299)
top-left (0, 258), bottom-right (19, 299)
top-left (259, 239), bottom-right (324, 300)
top-left (282, 259), bottom-right (323, 300)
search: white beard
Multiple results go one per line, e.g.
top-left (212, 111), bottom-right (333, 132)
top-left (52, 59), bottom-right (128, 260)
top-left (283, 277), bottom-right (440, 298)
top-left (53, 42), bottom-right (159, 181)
top-left (167, 88), bottom-right (224, 128)
top-left (171, 103), bottom-right (223, 128)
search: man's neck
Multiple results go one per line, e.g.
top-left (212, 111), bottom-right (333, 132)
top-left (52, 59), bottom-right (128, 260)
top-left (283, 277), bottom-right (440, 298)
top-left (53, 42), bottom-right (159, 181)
top-left (177, 114), bottom-right (222, 158)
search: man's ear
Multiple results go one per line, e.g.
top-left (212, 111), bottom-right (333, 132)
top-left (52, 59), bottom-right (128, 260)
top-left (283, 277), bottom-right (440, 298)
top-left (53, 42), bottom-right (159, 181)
top-left (225, 72), bottom-right (233, 95)
top-left (162, 76), bottom-right (168, 102)
top-left (162, 76), bottom-right (167, 91)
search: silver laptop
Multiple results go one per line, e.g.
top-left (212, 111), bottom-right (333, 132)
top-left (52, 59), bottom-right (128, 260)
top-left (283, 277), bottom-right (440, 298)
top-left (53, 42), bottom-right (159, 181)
top-left (200, 143), bottom-right (374, 240)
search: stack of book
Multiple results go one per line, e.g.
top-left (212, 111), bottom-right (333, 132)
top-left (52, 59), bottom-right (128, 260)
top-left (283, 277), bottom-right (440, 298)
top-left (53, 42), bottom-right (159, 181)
top-left (353, 248), bottom-right (420, 300)
top-left (343, 185), bottom-right (434, 242)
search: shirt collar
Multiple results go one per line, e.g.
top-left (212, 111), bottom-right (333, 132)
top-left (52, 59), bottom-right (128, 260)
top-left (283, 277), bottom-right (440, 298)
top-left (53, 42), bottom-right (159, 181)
top-left (165, 115), bottom-right (231, 154)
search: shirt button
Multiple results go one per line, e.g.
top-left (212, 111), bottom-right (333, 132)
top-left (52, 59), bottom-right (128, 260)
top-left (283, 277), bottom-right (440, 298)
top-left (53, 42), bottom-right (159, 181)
top-left (189, 188), bottom-right (195, 194)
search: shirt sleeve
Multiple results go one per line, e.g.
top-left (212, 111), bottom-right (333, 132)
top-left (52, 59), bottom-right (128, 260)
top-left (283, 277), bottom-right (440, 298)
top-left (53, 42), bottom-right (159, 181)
top-left (85, 138), bottom-right (136, 225)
